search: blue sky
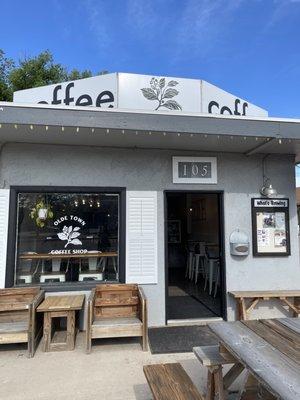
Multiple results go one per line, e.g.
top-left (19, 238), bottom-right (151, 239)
top-left (0, 0), bottom-right (299, 119)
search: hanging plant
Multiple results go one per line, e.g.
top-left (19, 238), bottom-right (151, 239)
top-left (30, 200), bottom-right (53, 228)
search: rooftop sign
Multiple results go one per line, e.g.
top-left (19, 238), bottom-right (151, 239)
top-left (13, 72), bottom-right (268, 117)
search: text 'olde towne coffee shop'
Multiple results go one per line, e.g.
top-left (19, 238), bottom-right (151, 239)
top-left (0, 72), bottom-right (300, 327)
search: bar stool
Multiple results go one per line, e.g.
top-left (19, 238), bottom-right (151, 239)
top-left (185, 243), bottom-right (195, 279)
top-left (204, 249), bottom-right (220, 296)
top-left (17, 252), bottom-right (37, 284)
top-left (193, 242), bottom-right (206, 284)
top-left (40, 258), bottom-right (68, 283)
top-left (213, 262), bottom-right (220, 297)
top-left (78, 252), bottom-right (103, 281)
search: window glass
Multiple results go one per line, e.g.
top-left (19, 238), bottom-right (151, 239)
top-left (15, 192), bottom-right (119, 285)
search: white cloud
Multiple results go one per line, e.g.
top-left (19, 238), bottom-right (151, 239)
top-left (126, 0), bottom-right (160, 38)
top-left (265, 0), bottom-right (300, 29)
top-left (81, 0), bottom-right (111, 50)
top-left (173, 0), bottom-right (243, 59)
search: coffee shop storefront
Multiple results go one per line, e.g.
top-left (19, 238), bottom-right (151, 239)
top-left (0, 99), bottom-right (300, 327)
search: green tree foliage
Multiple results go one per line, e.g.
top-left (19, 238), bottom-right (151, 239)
top-left (0, 50), bottom-right (98, 101)
top-left (0, 50), bottom-right (14, 101)
top-left (9, 51), bottom-right (67, 92)
top-left (67, 69), bottom-right (92, 81)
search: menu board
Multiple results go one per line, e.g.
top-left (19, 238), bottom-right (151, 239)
top-left (252, 199), bottom-right (290, 256)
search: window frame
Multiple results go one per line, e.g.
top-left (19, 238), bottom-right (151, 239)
top-left (6, 186), bottom-right (126, 291)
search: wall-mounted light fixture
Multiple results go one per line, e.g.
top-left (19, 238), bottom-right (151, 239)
top-left (260, 179), bottom-right (277, 197)
top-left (260, 155), bottom-right (277, 198)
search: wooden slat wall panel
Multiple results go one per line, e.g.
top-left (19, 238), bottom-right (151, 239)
top-left (126, 191), bottom-right (158, 284)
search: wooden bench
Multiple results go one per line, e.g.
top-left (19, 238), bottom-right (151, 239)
top-left (0, 287), bottom-right (45, 357)
top-left (193, 345), bottom-right (244, 400)
top-left (86, 284), bottom-right (147, 353)
top-left (229, 290), bottom-right (300, 320)
top-left (143, 363), bottom-right (204, 400)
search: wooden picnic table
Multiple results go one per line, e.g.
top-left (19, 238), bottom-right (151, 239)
top-left (229, 290), bottom-right (300, 320)
top-left (208, 318), bottom-right (300, 400)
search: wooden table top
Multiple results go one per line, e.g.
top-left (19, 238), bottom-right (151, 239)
top-left (209, 318), bottom-right (300, 400)
top-left (37, 295), bottom-right (85, 312)
top-left (229, 290), bottom-right (300, 298)
top-left (20, 252), bottom-right (117, 260)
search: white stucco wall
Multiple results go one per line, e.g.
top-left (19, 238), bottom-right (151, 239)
top-left (0, 143), bottom-right (298, 326)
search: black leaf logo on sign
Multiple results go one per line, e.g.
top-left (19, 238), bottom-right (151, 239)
top-left (141, 77), bottom-right (182, 111)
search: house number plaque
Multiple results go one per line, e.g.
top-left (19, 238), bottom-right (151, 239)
top-left (172, 156), bottom-right (217, 184)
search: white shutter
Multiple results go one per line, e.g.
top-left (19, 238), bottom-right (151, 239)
top-left (126, 191), bottom-right (158, 284)
top-left (0, 189), bottom-right (10, 288)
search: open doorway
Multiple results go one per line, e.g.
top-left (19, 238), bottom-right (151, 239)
top-left (165, 191), bottom-right (225, 321)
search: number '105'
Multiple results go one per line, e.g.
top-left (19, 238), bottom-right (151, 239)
top-left (182, 163), bottom-right (208, 177)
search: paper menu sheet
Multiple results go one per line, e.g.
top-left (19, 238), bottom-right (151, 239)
top-left (256, 212), bottom-right (286, 253)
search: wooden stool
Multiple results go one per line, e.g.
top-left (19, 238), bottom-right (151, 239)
top-left (37, 295), bottom-right (84, 352)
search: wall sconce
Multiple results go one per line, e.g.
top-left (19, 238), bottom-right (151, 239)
top-left (260, 179), bottom-right (277, 198)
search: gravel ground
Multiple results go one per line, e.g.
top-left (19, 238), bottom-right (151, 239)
top-left (0, 333), bottom-right (242, 400)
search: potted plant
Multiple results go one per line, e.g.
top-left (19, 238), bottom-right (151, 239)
top-left (30, 199), bottom-right (53, 228)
